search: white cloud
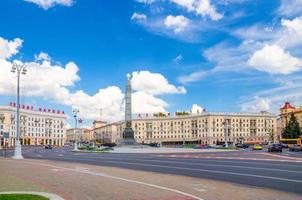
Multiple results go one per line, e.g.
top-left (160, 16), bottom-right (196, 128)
top-left (191, 104), bottom-right (204, 113)
top-left (24, 0), bottom-right (73, 9)
top-left (132, 91), bottom-right (168, 114)
top-left (281, 16), bottom-right (302, 36)
top-left (178, 70), bottom-right (209, 84)
top-left (248, 44), bottom-right (302, 74)
top-left (240, 96), bottom-right (271, 112)
top-left (35, 52), bottom-right (51, 61)
top-left (171, 0), bottom-right (223, 21)
top-left (239, 75), bottom-right (302, 113)
top-left (0, 37), bottom-right (186, 122)
top-left (173, 54), bottom-right (183, 62)
top-left (164, 15), bottom-right (190, 33)
top-left (136, 0), bottom-right (155, 4)
top-left (0, 37), bottom-right (23, 59)
top-left (278, 0), bottom-right (302, 17)
top-left (131, 71), bottom-right (186, 95)
top-left (131, 12), bottom-right (147, 21)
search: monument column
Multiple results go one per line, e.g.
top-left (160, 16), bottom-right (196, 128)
top-left (120, 73), bottom-right (136, 145)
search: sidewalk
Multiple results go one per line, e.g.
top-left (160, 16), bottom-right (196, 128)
top-left (0, 158), bottom-right (301, 200)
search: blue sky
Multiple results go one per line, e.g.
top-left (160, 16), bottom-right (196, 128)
top-left (1, 0), bottom-right (302, 126)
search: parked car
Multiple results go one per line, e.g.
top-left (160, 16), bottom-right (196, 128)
top-left (289, 144), bottom-right (302, 152)
top-left (45, 145), bottom-right (53, 149)
top-left (252, 144), bottom-right (263, 150)
top-left (268, 143), bottom-right (282, 152)
top-left (194, 144), bottom-right (211, 149)
top-left (236, 144), bottom-right (250, 149)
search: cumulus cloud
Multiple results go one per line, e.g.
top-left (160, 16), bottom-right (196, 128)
top-left (35, 52), bottom-right (51, 61)
top-left (131, 71), bottom-right (186, 95)
top-left (164, 15), bottom-right (190, 33)
top-left (131, 12), bottom-right (147, 21)
top-left (24, 0), bottom-right (73, 9)
top-left (248, 44), bottom-right (302, 74)
top-left (0, 37), bottom-right (186, 122)
top-left (191, 104), bottom-right (204, 113)
top-left (240, 96), bottom-right (271, 112)
top-left (171, 0), bottom-right (223, 21)
top-left (0, 37), bottom-right (23, 59)
top-left (132, 91), bottom-right (168, 114)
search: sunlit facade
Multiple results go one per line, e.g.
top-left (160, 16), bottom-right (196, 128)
top-left (0, 103), bottom-right (67, 148)
top-left (95, 111), bottom-right (277, 145)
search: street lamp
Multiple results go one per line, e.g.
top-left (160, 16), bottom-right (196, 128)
top-left (160, 122), bottom-right (163, 147)
top-left (73, 108), bottom-right (79, 151)
top-left (223, 117), bottom-right (230, 148)
top-left (11, 62), bottom-right (27, 159)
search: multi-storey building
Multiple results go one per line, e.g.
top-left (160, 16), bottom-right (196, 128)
top-left (280, 102), bottom-right (302, 134)
top-left (0, 103), bottom-right (67, 148)
top-left (95, 122), bottom-right (121, 144)
top-left (95, 111), bottom-right (277, 145)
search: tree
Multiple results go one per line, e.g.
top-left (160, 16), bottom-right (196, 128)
top-left (282, 113), bottom-right (301, 139)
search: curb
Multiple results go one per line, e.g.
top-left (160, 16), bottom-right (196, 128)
top-left (0, 191), bottom-right (64, 200)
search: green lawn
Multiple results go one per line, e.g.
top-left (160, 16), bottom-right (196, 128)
top-left (0, 194), bottom-right (48, 200)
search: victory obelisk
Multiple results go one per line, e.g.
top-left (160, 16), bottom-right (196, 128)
top-left (119, 73), bottom-right (137, 145)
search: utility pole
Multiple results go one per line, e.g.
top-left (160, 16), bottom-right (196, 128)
top-left (11, 62), bottom-right (27, 160)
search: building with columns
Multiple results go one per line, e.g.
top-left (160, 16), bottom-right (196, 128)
top-left (94, 111), bottom-right (277, 146)
top-left (0, 103), bottom-right (67, 148)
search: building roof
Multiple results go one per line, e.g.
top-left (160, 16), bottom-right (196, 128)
top-left (281, 102), bottom-right (295, 110)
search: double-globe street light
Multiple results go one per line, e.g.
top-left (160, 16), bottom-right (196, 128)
top-left (73, 108), bottom-right (79, 151)
top-left (11, 62), bottom-right (27, 159)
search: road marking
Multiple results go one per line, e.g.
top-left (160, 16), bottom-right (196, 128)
top-left (93, 159), bottom-right (302, 183)
top-left (33, 156), bottom-right (302, 183)
top-left (160, 154), bottom-right (302, 163)
top-left (261, 153), bottom-right (302, 161)
top-left (15, 160), bottom-right (205, 200)
top-left (72, 156), bottom-right (302, 174)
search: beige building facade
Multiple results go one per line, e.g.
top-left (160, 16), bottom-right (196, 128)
top-left (95, 111), bottom-right (277, 145)
top-left (0, 103), bottom-right (67, 148)
top-left (279, 102), bottom-right (302, 139)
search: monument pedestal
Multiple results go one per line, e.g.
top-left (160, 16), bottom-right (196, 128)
top-left (118, 127), bottom-right (139, 146)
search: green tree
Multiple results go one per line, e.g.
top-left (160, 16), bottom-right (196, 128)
top-left (282, 113), bottom-right (301, 139)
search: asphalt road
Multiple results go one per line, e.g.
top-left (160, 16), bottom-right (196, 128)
top-left (2, 147), bottom-right (302, 195)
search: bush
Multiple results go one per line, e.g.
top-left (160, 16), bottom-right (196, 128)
top-left (86, 146), bottom-right (95, 151)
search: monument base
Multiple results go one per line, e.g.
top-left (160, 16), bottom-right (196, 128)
top-left (118, 127), bottom-right (141, 146)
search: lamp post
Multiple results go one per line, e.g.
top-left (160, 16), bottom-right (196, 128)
top-left (11, 62), bottom-right (27, 159)
top-left (223, 118), bottom-right (230, 148)
top-left (73, 108), bottom-right (79, 151)
top-left (160, 122), bottom-right (163, 148)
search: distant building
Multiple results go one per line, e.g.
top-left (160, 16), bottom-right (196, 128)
top-left (94, 122), bottom-right (121, 144)
top-left (94, 111), bottom-right (277, 145)
top-left (83, 128), bottom-right (94, 142)
top-left (280, 102), bottom-right (302, 137)
top-left (0, 103), bottom-right (67, 148)
top-left (66, 128), bottom-right (84, 142)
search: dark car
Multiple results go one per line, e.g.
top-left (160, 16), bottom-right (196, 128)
top-left (236, 144), bottom-right (250, 149)
top-left (268, 143), bottom-right (282, 152)
top-left (45, 145), bottom-right (53, 149)
top-left (289, 144), bottom-right (302, 152)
